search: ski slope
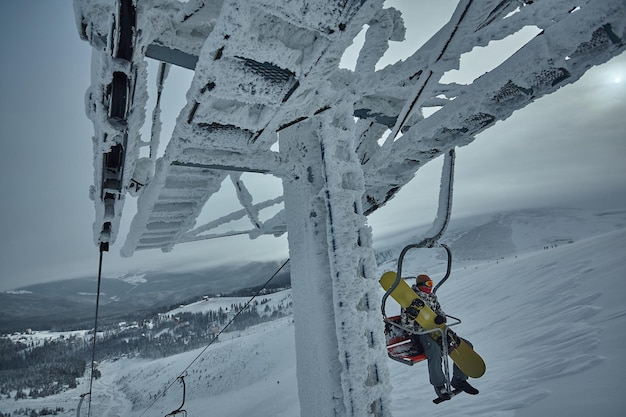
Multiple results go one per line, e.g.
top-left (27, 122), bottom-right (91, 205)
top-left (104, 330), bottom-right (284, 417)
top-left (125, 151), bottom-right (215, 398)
top-left (2, 208), bottom-right (624, 417)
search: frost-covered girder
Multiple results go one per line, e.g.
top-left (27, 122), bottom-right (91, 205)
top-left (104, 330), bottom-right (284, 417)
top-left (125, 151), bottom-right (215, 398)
top-left (76, 0), bottom-right (626, 249)
top-left (100, 0), bottom-right (623, 256)
top-left (75, 0), bottom-right (143, 246)
top-left (113, 0), bottom-right (381, 256)
top-left (358, 0), bottom-right (626, 214)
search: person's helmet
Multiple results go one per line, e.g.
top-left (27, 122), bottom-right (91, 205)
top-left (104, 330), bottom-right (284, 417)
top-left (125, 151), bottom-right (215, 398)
top-left (416, 274), bottom-right (434, 294)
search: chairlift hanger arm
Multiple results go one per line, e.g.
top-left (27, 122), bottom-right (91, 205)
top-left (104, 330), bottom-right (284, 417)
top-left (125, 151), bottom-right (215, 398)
top-left (380, 240), bottom-right (453, 317)
top-left (381, 149), bottom-right (455, 316)
top-left (433, 243), bottom-right (452, 295)
top-left (165, 376), bottom-right (187, 417)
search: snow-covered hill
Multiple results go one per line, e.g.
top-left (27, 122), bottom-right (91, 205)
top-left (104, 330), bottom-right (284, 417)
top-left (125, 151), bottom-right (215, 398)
top-left (1, 208), bottom-right (625, 417)
top-left (376, 208), bottom-right (626, 273)
top-left (164, 289), bottom-right (292, 319)
top-left (0, 261), bottom-right (292, 333)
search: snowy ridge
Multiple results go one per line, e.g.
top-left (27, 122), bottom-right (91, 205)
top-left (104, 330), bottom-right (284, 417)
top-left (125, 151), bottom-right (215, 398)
top-left (114, 273), bottom-right (148, 285)
top-left (164, 289), bottom-right (293, 318)
top-left (376, 208), bottom-right (626, 273)
top-left (450, 208), bottom-right (626, 260)
top-left (2, 208), bottom-right (625, 416)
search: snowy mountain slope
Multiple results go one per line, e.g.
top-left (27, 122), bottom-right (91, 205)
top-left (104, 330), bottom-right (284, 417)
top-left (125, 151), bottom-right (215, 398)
top-left (451, 208), bottom-right (626, 259)
top-left (165, 289), bottom-right (292, 318)
top-left (375, 208), bottom-right (626, 272)
top-left (0, 261), bottom-right (291, 332)
top-left (388, 227), bottom-right (626, 417)
top-left (117, 317), bottom-right (299, 417)
top-left (2, 208), bottom-right (625, 417)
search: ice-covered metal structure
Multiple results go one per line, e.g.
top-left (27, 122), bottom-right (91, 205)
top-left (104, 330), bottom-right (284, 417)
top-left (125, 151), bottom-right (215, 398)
top-left (74, 0), bottom-right (625, 416)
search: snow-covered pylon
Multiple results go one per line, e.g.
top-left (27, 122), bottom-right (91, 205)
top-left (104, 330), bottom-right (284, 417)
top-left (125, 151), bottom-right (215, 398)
top-left (75, 0), bottom-right (626, 416)
top-left (281, 103), bottom-right (392, 416)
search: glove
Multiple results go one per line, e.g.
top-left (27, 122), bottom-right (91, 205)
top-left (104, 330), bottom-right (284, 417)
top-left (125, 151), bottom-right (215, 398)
top-left (405, 307), bottom-right (419, 319)
top-left (410, 299), bottom-right (425, 308)
top-left (434, 315), bottom-right (447, 325)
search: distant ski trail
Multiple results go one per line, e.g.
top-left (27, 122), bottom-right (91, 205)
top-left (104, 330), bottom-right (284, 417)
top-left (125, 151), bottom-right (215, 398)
top-left (90, 366), bottom-right (133, 417)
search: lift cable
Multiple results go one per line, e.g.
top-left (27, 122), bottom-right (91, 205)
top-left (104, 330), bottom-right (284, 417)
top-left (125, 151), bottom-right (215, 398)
top-left (78, 242), bottom-right (109, 417)
top-left (137, 258), bottom-right (291, 417)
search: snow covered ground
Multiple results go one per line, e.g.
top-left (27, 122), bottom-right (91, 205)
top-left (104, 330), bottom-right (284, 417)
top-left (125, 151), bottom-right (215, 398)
top-left (1, 208), bottom-right (625, 417)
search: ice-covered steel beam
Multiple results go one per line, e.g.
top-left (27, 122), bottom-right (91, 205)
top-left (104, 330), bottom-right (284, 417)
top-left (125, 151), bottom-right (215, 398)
top-left (121, 0), bottom-right (382, 256)
top-left (75, 0), bottom-right (226, 248)
top-left (74, 0), bottom-right (144, 247)
top-left (145, 44), bottom-right (199, 70)
top-left (359, 0), bottom-right (626, 214)
top-left (78, 0), bottom-right (625, 252)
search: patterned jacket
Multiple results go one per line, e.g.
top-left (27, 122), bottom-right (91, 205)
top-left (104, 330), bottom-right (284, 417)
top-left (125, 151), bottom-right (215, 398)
top-left (401, 284), bottom-right (446, 332)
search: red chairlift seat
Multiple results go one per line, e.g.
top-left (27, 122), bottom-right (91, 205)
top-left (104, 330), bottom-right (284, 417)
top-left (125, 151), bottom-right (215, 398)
top-left (384, 315), bottom-right (427, 365)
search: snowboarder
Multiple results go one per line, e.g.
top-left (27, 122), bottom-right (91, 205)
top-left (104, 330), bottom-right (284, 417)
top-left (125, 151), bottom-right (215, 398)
top-left (401, 274), bottom-right (480, 399)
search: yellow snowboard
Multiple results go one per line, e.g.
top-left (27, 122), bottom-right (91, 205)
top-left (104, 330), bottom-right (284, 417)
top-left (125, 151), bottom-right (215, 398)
top-left (380, 271), bottom-right (486, 378)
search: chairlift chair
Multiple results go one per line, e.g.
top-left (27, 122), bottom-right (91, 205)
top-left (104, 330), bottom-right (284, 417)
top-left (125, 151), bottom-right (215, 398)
top-left (382, 242), bottom-right (460, 365)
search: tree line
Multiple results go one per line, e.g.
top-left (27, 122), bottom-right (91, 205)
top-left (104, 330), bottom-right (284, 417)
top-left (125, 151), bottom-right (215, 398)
top-left (0, 292), bottom-right (291, 401)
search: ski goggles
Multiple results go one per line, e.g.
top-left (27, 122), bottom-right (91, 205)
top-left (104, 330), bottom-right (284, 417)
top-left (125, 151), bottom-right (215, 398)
top-left (417, 279), bottom-right (433, 288)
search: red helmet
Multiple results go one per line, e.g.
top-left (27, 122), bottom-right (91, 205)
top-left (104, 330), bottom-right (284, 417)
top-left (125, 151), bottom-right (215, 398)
top-left (416, 274), bottom-right (433, 294)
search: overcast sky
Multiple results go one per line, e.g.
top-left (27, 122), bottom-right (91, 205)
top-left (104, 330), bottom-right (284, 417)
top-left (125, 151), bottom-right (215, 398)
top-left (0, 1), bottom-right (624, 292)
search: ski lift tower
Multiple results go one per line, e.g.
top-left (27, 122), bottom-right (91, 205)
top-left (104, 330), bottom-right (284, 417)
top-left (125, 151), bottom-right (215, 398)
top-left (74, 1), bottom-right (625, 416)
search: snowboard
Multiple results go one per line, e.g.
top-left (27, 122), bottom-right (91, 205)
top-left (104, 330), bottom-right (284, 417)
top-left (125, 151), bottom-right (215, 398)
top-left (380, 271), bottom-right (486, 378)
